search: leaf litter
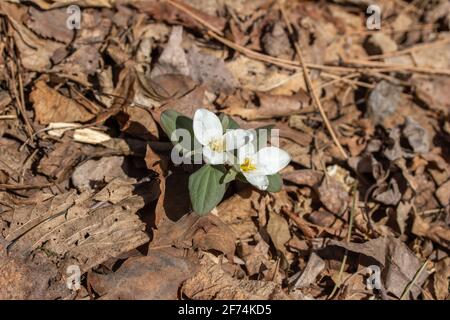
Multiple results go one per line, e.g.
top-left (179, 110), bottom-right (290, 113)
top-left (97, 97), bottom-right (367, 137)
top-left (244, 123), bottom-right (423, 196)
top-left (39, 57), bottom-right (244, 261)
top-left (0, 0), bottom-right (449, 300)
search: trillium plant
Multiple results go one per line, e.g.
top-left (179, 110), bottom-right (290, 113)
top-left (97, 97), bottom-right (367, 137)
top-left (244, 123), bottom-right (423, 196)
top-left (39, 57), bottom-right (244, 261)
top-left (160, 108), bottom-right (291, 215)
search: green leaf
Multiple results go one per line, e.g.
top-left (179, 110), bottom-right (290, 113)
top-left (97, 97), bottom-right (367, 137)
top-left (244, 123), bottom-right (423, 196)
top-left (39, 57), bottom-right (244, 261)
top-left (221, 168), bottom-right (237, 184)
top-left (189, 165), bottom-right (227, 215)
top-left (160, 110), bottom-right (182, 138)
top-left (160, 110), bottom-right (196, 152)
top-left (219, 113), bottom-right (240, 130)
top-left (266, 173), bottom-right (282, 193)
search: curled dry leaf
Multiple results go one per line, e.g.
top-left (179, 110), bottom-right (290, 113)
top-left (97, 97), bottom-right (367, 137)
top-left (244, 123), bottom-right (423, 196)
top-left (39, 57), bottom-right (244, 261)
top-left (89, 248), bottom-right (199, 300)
top-left (226, 55), bottom-right (306, 93)
top-left (116, 106), bottom-right (159, 140)
top-left (150, 26), bottom-right (237, 94)
top-left (435, 179), bottom-right (450, 207)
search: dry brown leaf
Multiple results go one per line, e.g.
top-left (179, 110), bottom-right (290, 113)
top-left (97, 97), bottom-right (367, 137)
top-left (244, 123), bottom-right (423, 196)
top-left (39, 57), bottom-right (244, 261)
top-left (223, 91), bottom-right (311, 121)
top-left (435, 179), bottom-right (450, 207)
top-left (116, 106), bottom-right (159, 140)
top-left (317, 177), bottom-right (349, 215)
top-left (267, 211), bottom-right (291, 254)
top-left (324, 236), bottom-right (430, 299)
top-left (413, 76), bottom-right (450, 114)
top-left (240, 238), bottom-right (271, 276)
top-left (2, 177), bottom-right (150, 273)
top-left (182, 259), bottom-right (291, 300)
top-left (0, 245), bottom-right (70, 299)
top-left (134, 0), bottom-right (226, 34)
top-left (215, 188), bottom-right (261, 240)
top-left (25, 7), bottom-right (74, 43)
top-left (412, 214), bottom-right (450, 249)
top-left (283, 170), bottom-right (324, 188)
top-left (192, 214), bottom-right (237, 259)
top-left (152, 212), bottom-right (236, 259)
top-left (293, 252), bottom-right (325, 289)
top-left (0, 2), bottom-right (65, 71)
top-left (433, 258), bottom-right (450, 300)
top-left (71, 156), bottom-right (129, 192)
top-left (227, 55), bottom-right (307, 93)
top-left (89, 248), bottom-right (199, 299)
top-left (30, 81), bottom-right (94, 124)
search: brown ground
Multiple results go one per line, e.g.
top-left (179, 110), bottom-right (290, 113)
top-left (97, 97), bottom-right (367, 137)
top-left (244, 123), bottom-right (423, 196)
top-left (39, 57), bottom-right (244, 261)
top-left (0, 0), bottom-right (449, 300)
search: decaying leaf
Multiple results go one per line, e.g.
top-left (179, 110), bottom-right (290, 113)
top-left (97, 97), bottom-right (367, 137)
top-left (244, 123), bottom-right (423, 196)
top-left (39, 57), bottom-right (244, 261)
top-left (215, 188), bottom-right (261, 240)
top-left (323, 236), bottom-right (430, 299)
top-left (293, 252), bottom-right (325, 289)
top-left (30, 81), bottom-right (94, 124)
top-left (182, 259), bottom-right (291, 300)
top-left (412, 213), bottom-right (450, 249)
top-left (2, 177), bottom-right (150, 273)
top-left (317, 177), bottom-right (349, 215)
top-left (267, 211), bottom-right (291, 254)
top-left (1, 0), bottom-right (449, 301)
top-left (367, 81), bottom-right (403, 125)
top-left (89, 248), bottom-right (199, 300)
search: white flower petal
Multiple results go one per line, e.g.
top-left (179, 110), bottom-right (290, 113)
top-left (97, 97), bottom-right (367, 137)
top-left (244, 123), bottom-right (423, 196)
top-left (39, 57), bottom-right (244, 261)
top-left (223, 129), bottom-right (253, 151)
top-left (254, 147), bottom-right (291, 175)
top-left (193, 109), bottom-right (223, 146)
top-left (237, 143), bottom-right (256, 164)
top-left (243, 173), bottom-right (269, 190)
top-left (203, 146), bottom-right (228, 164)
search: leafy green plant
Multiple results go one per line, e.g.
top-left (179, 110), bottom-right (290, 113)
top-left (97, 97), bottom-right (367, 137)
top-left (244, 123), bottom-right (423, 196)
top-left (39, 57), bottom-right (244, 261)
top-left (161, 108), bottom-right (291, 215)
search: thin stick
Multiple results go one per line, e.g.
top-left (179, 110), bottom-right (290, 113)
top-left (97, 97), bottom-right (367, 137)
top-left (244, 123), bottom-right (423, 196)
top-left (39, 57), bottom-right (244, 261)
top-left (165, 0), bottom-right (357, 74)
top-left (167, 0), bottom-right (450, 78)
top-left (400, 259), bottom-right (429, 300)
top-left (0, 115), bottom-right (17, 120)
top-left (328, 184), bottom-right (358, 299)
top-left (343, 58), bottom-right (450, 76)
top-left (366, 37), bottom-right (450, 61)
top-left (278, 1), bottom-right (348, 159)
top-left (0, 183), bottom-right (54, 190)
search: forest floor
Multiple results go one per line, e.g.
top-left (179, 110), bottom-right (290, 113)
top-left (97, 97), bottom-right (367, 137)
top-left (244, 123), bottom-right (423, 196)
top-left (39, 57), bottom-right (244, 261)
top-left (0, 0), bottom-right (449, 300)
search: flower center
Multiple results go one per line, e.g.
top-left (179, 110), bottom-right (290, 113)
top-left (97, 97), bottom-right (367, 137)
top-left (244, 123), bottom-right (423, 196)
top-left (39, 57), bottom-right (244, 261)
top-left (209, 138), bottom-right (226, 152)
top-left (240, 158), bottom-right (256, 172)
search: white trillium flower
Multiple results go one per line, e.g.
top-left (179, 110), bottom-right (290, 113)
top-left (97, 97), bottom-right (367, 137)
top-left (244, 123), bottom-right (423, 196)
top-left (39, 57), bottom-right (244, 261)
top-left (237, 143), bottom-right (291, 190)
top-left (193, 109), bottom-right (252, 164)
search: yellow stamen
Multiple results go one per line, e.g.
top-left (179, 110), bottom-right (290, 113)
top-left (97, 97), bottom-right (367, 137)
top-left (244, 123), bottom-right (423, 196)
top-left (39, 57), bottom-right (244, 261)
top-left (240, 158), bottom-right (256, 172)
top-left (209, 138), bottom-right (225, 152)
